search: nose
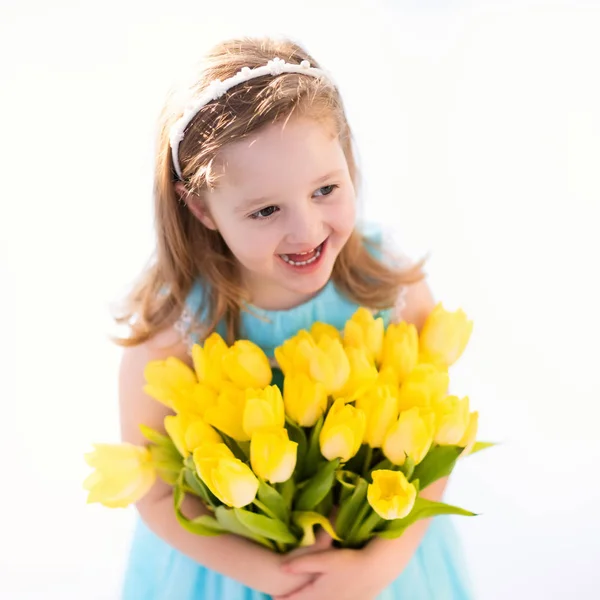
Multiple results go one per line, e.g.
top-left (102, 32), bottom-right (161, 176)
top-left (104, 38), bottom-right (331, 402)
top-left (285, 203), bottom-right (324, 248)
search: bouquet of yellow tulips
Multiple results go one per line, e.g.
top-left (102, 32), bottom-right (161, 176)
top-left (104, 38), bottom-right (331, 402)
top-left (84, 304), bottom-right (491, 552)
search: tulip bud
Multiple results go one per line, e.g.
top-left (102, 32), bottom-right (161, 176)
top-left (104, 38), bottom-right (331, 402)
top-left (319, 399), bottom-right (366, 462)
top-left (343, 307), bottom-right (384, 365)
top-left (222, 340), bottom-right (272, 389)
top-left (420, 303), bottom-right (473, 367)
top-left (193, 443), bottom-right (259, 508)
top-left (283, 372), bottom-right (328, 427)
top-left (250, 427), bottom-right (298, 483)
top-left (204, 384), bottom-right (249, 441)
top-left (355, 384), bottom-right (399, 448)
top-left (83, 443), bottom-right (156, 508)
top-left (143, 357), bottom-right (197, 411)
top-left (192, 333), bottom-right (229, 390)
top-left (382, 408), bottom-right (435, 466)
top-left (380, 322), bottom-right (419, 385)
top-left (243, 385), bottom-right (285, 438)
top-left (397, 364), bottom-right (449, 411)
top-left (459, 411), bottom-right (479, 456)
top-left (367, 470), bottom-right (417, 520)
top-left (433, 395), bottom-right (471, 446)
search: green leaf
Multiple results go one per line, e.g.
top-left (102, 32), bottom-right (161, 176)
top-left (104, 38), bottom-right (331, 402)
top-left (139, 424), bottom-right (173, 447)
top-left (294, 458), bottom-right (340, 512)
top-left (336, 470), bottom-right (359, 504)
top-left (353, 508), bottom-right (385, 543)
top-left (411, 445), bottom-right (463, 489)
top-left (258, 480), bottom-right (288, 523)
top-left (344, 443), bottom-right (368, 474)
top-left (215, 506), bottom-right (275, 550)
top-left (303, 415), bottom-right (325, 478)
top-left (183, 468), bottom-right (220, 508)
top-left (369, 458), bottom-right (394, 474)
top-left (234, 508), bottom-right (298, 544)
top-left (149, 443), bottom-right (183, 485)
top-left (376, 496), bottom-right (477, 540)
top-left (213, 429), bottom-right (249, 462)
top-left (271, 367), bottom-right (285, 393)
top-left (292, 511), bottom-right (341, 546)
top-left (278, 478), bottom-right (296, 512)
top-left (173, 481), bottom-right (224, 537)
top-left (470, 441), bottom-right (496, 455)
top-left (334, 477), bottom-right (368, 540)
top-left (285, 417), bottom-right (307, 476)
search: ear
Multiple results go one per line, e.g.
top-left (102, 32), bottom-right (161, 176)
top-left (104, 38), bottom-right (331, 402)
top-left (174, 182), bottom-right (218, 230)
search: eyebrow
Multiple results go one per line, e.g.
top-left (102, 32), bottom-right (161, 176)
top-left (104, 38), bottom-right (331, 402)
top-left (235, 169), bottom-right (346, 212)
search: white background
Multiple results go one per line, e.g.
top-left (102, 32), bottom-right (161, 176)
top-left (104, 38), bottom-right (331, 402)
top-left (1, 0), bottom-right (599, 598)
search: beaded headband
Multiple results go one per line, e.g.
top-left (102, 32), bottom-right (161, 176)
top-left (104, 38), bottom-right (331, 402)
top-left (169, 57), bottom-right (333, 180)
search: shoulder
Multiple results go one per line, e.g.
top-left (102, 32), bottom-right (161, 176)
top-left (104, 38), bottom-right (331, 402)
top-left (395, 278), bottom-right (436, 333)
top-left (118, 326), bottom-right (190, 447)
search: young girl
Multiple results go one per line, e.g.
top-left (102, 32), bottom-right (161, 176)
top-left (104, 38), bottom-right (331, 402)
top-left (116, 37), bottom-right (473, 600)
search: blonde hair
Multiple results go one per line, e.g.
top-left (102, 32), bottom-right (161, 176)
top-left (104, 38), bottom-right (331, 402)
top-left (114, 37), bottom-right (426, 347)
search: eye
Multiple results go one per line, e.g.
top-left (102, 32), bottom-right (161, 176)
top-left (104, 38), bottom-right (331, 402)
top-left (314, 184), bottom-right (338, 197)
top-left (250, 205), bottom-right (279, 220)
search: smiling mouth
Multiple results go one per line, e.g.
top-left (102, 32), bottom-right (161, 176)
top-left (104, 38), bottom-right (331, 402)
top-left (278, 241), bottom-right (326, 266)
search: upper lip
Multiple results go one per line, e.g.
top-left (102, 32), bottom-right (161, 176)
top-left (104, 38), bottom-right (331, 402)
top-left (279, 239), bottom-right (327, 255)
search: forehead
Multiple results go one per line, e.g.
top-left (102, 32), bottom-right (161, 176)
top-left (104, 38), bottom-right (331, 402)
top-left (214, 117), bottom-right (344, 192)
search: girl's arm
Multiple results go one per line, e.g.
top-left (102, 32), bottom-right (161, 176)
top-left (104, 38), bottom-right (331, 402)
top-left (119, 326), bottom-right (313, 597)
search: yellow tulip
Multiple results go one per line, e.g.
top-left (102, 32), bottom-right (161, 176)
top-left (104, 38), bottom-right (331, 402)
top-left (185, 383), bottom-right (219, 419)
top-left (367, 470), bottom-right (417, 520)
top-left (204, 384), bottom-right (249, 441)
top-left (250, 427), bottom-right (298, 483)
top-left (380, 322), bottom-right (419, 385)
top-left (310, 322), bottom-right (341, 343)
top-left (458, 411), bottom-right (479, 456)
top-left (223, 340), bottom-right (272, 389)
top-left (335, 346), bottom-right (379, 401)
top-left (193, 443), bottom-right (259, 508)
top-left (355, 384), bottom-right (399, 448)
top-left (397, 364), bottom-right (449, 411)
top-left (83, 443), bottom-right (156, 508)
top-left (164, 414), bottom-right (222, 457)
top-left (274, 330), bottom-right (314, 374)
top-left (243, 385), bottom-right (285, 438)
top-left (319, 399), bottom-right (366, 462)
top-left (192, 333), bottom-right (229, 390)
top-left (343, 308), bottom-right (385, 365)
top-left (382, 408), bottom-right (435, 466)
top-left (419, 303), bottom-right (473, 367)
top-left (312, 336), bottom-right (351, 395)
top-left (275, 332), bottom-right (350, 395)
top-left (433, 395), bottom-right (471, 446)
top-left (143, 357), bottom-right (197, 411)
top-left (283, 372), bottom-right (328, 427)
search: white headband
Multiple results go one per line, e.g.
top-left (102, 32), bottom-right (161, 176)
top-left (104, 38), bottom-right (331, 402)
top-left (169, 57), bottom-right (332, 180)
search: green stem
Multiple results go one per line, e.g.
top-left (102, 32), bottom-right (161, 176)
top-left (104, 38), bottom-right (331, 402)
top-left (252, 499), bottom-right (278, 521)
top-left (362, 445), bottom-right (373, 478)
top-left (252, 499), bottom-right (285, 552)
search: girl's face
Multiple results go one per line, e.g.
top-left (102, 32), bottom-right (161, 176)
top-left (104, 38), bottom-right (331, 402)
top-left (190, 117), bottom-right (356, 310)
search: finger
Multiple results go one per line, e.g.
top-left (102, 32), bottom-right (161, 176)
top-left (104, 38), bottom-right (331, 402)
top-left (313, 526), bottom-right (334, 549)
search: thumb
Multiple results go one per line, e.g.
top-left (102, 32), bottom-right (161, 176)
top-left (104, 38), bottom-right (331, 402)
top-left (282, 550), bottom-right (334, 574)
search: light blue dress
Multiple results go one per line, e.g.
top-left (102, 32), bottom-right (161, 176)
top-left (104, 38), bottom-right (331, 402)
top-left (122, 278), bottom-right (473, 600)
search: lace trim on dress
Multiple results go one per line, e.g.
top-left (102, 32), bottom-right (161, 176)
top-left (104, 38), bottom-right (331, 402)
top-left (174, 307), bottom-right (197, 356)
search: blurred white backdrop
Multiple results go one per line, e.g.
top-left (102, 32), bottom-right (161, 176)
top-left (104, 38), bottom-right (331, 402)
top-left (1, 0), bottom-right (599, 598)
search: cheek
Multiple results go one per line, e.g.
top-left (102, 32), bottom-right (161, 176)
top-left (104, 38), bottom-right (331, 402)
top-left (329, 193), bottom-right (356, 234)
top-left (224, 227), bottom-right (279, 264)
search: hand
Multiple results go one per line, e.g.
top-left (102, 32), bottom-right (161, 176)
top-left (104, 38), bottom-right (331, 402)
top-left (273, 547), bottom-right (383, 600)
